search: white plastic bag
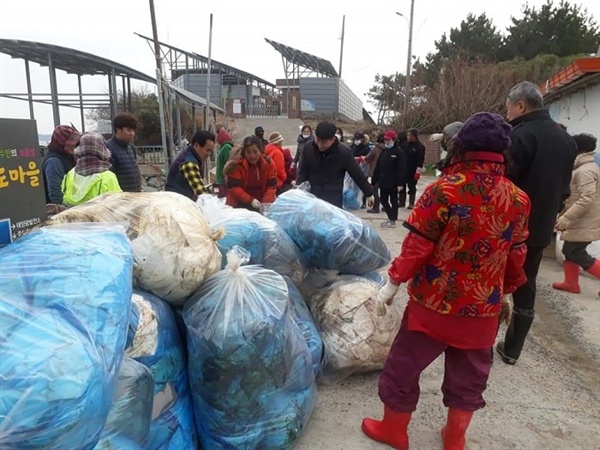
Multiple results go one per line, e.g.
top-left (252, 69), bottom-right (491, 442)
top-left (45, 192), bottom-right (223, 305)
top-left (307, 278), bottom-right (402, 382)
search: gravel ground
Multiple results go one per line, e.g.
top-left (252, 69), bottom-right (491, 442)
top-left (296, 176), bottom-right (600, 450)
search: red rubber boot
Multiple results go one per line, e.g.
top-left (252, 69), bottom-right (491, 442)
top-left (361, 405), bottom-right (411, 449)
top-left (585, 258), bottom-right (600, 278)
top-left (552, 260), bottom-right (581, 294)
top-left (441, 408), bottom-right (474, 450)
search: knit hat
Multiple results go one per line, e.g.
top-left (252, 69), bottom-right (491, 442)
top-left (50, 125), bottom-right (81, 154)
top-left (456, 112), bottom-right (512, 152)
top-left (217, 127), bottom-right (232, 145)
top-left (268, 131), bottom-right (284, 145)
top-left (75, 132), bottom-right (111, 161)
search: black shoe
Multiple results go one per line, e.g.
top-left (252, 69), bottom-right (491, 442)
top-left (406, 204), bottom-right (414, 210)
top-left (497, 308), bottom-right (535, 365)
top-left (496, 342), bottom-right (517, 365)
top-left (367, 208), bottom-right (380, 214)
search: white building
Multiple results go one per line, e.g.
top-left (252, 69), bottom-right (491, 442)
top-left (541, 57), bottom-right (600, 136)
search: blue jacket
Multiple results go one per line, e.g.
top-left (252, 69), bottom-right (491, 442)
top-left (106, 136), bottom-right (142, 192)
top-left (42, 148), bottom-right (75, 204)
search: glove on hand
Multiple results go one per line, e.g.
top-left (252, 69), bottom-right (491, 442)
top-left (414, 172), bottom-right (421, 181)
top-left (366, 196), bottom-right (375, 207)
top-left (251, 199), bottom-right (261, 210)
top-left (499, 296), bottom-right (513, 326)
top-left (375, 280), bottom-right (400, 317)
top-left (555, 215), bottom-right (570, 232)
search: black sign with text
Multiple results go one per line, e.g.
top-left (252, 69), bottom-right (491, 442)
top-left (0, 118), bottom-right (47, 245)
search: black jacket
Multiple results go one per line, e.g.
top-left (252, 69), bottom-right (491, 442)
top-left (352, 142), bottom-right (371, 158)
top-left (297, 139), bottom-right (374, 208)
top-left (508, 109), bottom-right (577, 247)
top-left (106, 136), bottom-right (142, 192)
top-left (372, 144), bottom-right (407, 190)
top-left (404, 140), bottom-right (426, 173)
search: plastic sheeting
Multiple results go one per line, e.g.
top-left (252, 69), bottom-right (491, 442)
top-left (126, 291), bottom-right (198, 450)
top-left (45, 192), bottom-right (223, 305)
top-left (94, 357), bottom-right (154, 449)
top-left (283, 277), bottom-right (323, 377)
top-left (197, 195), bottom-right (308, 285)
top-left (306, 278), bottom-right (402, 382)
top-left (184, 247), bottom-right (317, 450)
top-left (342, 172), bottom-right (364, 210)
top-left (0, 225), bottom-right (133, 449)
top-left (267, 189), bottom-right (390, 274)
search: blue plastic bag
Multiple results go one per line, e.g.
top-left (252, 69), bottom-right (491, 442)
top-left (126, 291), bottom-right (198, 450)
top-left (184, 247), bottom-right (316, 450)
top-left (283, 277), bottom-right (323, 377)
top-left (0, 225), bottom-right (133, 449)
top-left (267, 189), bottom-right (390, 274)
top-left (197, 195), bottom-right (308, 285)
top-left (94, 357), bottom-right (154, 449)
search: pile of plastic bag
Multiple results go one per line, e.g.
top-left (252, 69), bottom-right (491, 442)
top-left (342, 172), bottom-right (364, 210)
top-left (184, 247), bottom-right (317, 449)
top-left (299, 268), bottom-right (386, 299)
top-left (267, 189), bottom-right (390, 274)
top-left (306, 277), bottom-right (402, 382)
top-left (0, 225), bottom-right (133, 449)
top-left (197, 195), bottom-right (308, 285)
top-left (95, 357), bottom-right (154, 449)
top-left (126, 291), bottom-right (198, 450)
top-left (45, 192), bottom-right (223, 305)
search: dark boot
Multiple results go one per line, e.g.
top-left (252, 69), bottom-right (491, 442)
top-left (398, 190), bottom-right (406, 208)
top-left (496, 307), bottom-right (535, 365)
top-left (362, 405), bottom-right (411, 450)
top-left (441, 409), bottom-right (474, 450)
top-left (407, 194), bottom-right (416, 209)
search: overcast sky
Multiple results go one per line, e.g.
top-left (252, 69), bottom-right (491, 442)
top-left (1, 0), bottom-right (598, 134)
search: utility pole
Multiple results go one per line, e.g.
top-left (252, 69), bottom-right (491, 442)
top-left (205, 13), bottom-right (213, 132)
top-left (149, 0), bottom-right (174, 167)
top-left (404, 0), bottom-right (415, 126)
top-left (339, 15), bottom-right (346, 77)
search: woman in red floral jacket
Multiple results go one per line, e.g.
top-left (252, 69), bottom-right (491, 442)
top-left (362, 112), bottom-right (531, 450)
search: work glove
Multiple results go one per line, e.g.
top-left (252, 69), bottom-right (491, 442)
top-left (555, 215), bottom-right (570, 232)
top-left (366, 196), bottom-right (375, 208)
top-left (251, 199), bottom-right (261, 210)
top-left (414, 172), bottom-right (421, 181)
top-left (355, 156), bottom-right (365, 164)
top-left (375, 280), bottom-right (400, 317)
top-left (499, 296), bottom-right (513, 326)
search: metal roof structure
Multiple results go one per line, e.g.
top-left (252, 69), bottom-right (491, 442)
top-left (265, 38), bottom-right (338, 78)
top-left (0, 38), bottom-right (155, 129)
top-left (136, 33), bottom-right (276, 89)
top-left (170, 84), bottom-right (225, 113)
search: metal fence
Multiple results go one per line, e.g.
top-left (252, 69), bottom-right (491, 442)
top-left (245, 105), bottom-right (280, 118)
top-left (136, 146), bottom-right (168, 165)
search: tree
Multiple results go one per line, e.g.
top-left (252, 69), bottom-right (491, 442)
top-left (503, 0), bottom-right (600, 60)
top-left (366, 73), bottom-right (406, 124)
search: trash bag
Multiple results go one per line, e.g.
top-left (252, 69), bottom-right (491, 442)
top-left (94, 357), bottom-right (154, 449)
top-left (126, 291), bottom-right (198, 450)
top-left (197, 195), bottom-right (308, 284)
top-left (267, 189), bottom-right (390, 274)
top-left (299, 268), bottom-right (387, 299)
top-left (45, 192), bottom-right (223, 305)
top-left (342, 173), bottom-right (363, 210)
top-left (283, 277), bottom-right (323, 377)
top-left (184, 247), bottom-right (317, 450)
top-left (0, 225), bottom-right (133, 450)
top-left (306, 278), bottom-right (402, 382)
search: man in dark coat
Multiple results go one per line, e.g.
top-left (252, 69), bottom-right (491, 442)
top-left (105, 112), bottom-right (142, 192)
top-left (297, 121), bottom-right (374, 208)
top-left (372, 130), bottom-right (407, 228)
top-left (496, 81), bottom-right (577, 366)
top-left (401, 128), bottom-right (425, 209)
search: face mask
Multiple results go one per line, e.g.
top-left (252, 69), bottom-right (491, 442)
top-left (335, 134), bottom-right (341, 140)
top-left (385, 143), bottom-right (394, 149)
top-left (302, 133), bottom-right (311, 138)
top-left (354, 139), bottom-right (362, 145)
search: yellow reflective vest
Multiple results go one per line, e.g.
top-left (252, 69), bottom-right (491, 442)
top-left (61, 169), bottom-right (122, 206)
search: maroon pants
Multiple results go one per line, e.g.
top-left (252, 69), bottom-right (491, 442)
top-left (379, 317), bottom-right (492, 412)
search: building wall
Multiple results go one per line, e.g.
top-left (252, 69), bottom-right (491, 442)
top-left (299, 77), bottom-right (363, 122)
top-left (337, 78), bottom-right (362, 122)
top-left (546, 83), bottom-right (600, 135)
top-left (172, 74), bottom-right (223, 107)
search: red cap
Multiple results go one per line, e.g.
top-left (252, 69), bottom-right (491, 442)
top-left (383, 130), bottom-right (397, 141)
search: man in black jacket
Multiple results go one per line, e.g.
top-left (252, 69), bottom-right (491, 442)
top-left (402, 128), bottom-right (426, 209)
top-left (106, 112), bottom-right (142, 192)
top-left (372, 130), bottom-right (407, 228)
top-left (297, 121), bottom-right (374, 208)
top-left (496, 81), bottom-right (577, 366)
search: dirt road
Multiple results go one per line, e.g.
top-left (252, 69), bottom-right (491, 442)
top-left (296, 177), bottom-right (600, 450)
